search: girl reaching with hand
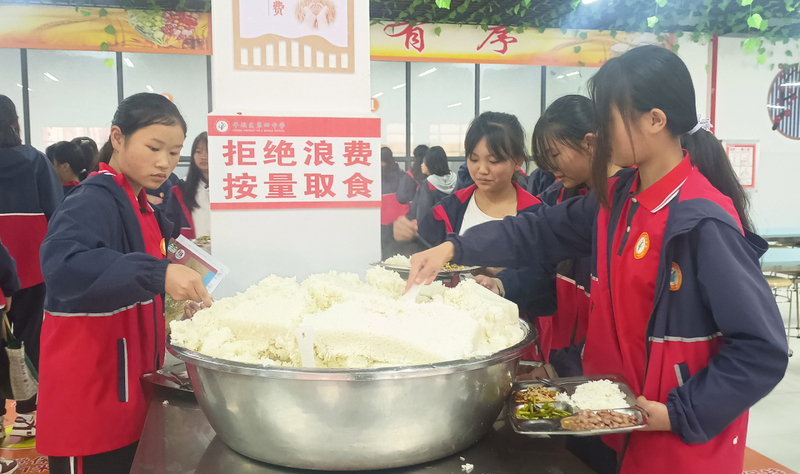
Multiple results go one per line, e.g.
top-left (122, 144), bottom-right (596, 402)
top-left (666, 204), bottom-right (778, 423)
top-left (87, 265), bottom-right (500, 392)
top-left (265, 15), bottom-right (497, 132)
top-left (407, 46), bottom-right (788, 474)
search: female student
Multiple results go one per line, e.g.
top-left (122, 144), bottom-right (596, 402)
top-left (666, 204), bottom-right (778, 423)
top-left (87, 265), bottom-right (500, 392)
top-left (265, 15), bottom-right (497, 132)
top-left (408, 46), bottom-right (788, 474)
top-left (418, 112), bottom-right (555, 316)
top-left (407, 146), bottom-right (457, 222)
top-left (165, 132), bottom-right (210, 239)
top-left (38, 93), bottom-right (213, 474)
top-left (397, 144), bottom-right (428, 205)
top-left (47, 141), bottom-right (91, 194)
top-left (0, 95), bottom-right (62, 438)
top-left (72, 136), bottom-right (99, 173)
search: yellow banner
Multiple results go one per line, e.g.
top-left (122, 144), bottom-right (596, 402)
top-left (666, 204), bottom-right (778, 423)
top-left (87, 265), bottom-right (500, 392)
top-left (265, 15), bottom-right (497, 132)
top-left (0, 5), bottom-right (211, 54)
top-left (371, 23), bottom-right (674, 67)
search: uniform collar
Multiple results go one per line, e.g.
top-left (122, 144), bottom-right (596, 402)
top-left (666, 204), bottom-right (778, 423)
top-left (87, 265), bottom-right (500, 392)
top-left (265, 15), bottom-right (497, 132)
top-left (631, 153), bottom-right (692, 213)
top-left (97, 163), bottom-right (153, 213)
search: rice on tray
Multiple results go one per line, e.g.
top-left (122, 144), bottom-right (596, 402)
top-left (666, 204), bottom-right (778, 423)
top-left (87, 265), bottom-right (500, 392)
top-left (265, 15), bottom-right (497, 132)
top-left (556, 380), bottom-right (629, 410)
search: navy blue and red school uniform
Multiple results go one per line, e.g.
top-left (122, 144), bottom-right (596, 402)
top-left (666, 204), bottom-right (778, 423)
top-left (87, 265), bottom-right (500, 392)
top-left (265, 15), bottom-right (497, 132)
top-left (0, 144), bottom-right (63, 371)
top-left (164, 183), bottom-right (195, 239)
top-left (445, 155), bottom-right (788, 474)
top-left (38, 163), bottom-right (172, 460)
top-left (396, 170), bottom-right (419, 205)
top-left (532, 182), bottom-right (591, 376)
top-left (0, 241), bottom-right (19, 313)
top-left (418, 183), bottom-right (556, 316)
top-left (62, 180), bottom-right (81, 196)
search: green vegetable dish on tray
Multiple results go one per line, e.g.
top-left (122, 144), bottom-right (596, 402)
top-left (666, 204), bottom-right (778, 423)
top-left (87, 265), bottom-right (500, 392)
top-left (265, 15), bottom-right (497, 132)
top-left (515, 399), bottom-right (571, 420)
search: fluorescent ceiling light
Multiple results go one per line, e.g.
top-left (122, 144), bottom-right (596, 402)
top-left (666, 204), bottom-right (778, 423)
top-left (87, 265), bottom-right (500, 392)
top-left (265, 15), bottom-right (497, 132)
top-left (124, 58), bottom-right (134, 68)
top-left (372, 92), bottom-right (384, 98)
top-left (566, 71), bottom-right (580, 77)
top-left (392, 83), bottom-right (406, 89)
top-left (447, 102), bottom-right (462, 108)
top-left (780, 82), bottom-right (800, 87)
top-left (767, 104), bottom-right (786, 109)
top-left (480, 97), bottom-right (491, 101)
top-left (557, 75), bottom-right (565, 79)
top-left (146, 85), bottom-right (154, 92)
top-left (582, 0), bottom-right (600, 4)
top-left (418, 67), bottom-right (437, 77)
top-left (16, 83), bottom-right (22, 88)
top-left (44, 73), bottom-right (59, 82)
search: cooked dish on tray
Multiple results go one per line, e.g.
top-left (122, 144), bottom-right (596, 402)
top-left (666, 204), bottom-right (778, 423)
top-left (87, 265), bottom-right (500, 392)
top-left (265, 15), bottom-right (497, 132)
top-left (383, 254), bottom-right (474, 273)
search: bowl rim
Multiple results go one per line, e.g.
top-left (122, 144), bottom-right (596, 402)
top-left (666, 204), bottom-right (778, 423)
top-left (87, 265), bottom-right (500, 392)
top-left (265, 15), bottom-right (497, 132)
top-left (168, 319), bottom-right (535, 380)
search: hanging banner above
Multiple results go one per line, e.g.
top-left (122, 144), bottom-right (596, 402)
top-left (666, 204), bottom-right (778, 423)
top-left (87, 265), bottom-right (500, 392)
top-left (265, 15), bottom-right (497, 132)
top-left (0, 5), bottom-right (211, 54)
top-left (371, 23), bottom-right (674, 67)
top-left (208, 116), bottom-right (381, 210)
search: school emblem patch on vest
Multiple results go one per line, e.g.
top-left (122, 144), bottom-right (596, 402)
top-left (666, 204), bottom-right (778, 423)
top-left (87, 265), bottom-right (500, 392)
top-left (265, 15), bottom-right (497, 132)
top-left (634, 232), bottom-right (650, 260)
top-left (670, 262), bottom-right (682, 291)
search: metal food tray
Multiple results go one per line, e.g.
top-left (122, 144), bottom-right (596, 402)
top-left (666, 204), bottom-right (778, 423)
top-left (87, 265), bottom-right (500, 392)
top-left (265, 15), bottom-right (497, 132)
top-left (372, 262), bottom-right (481, 278)
top-left (507, 374), bottom-right (648, 436)
top-left (141, 362), bottom-right (193, 393)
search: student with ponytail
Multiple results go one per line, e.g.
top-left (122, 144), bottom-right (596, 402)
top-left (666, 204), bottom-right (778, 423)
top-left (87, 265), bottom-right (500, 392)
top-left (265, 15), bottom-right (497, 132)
top-left (407, 46), bottom-right (787, 474)
top-left (47, 141), bottom-right (91, 194)
top-left (39, 93), bottom-right (212, 474)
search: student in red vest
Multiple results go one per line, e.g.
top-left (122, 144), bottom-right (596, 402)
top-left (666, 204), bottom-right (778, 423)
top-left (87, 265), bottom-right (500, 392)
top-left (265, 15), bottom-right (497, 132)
top-left (0, 95), bottom-right (63, 440)
top-left (407, 46), bottom-right (788, 474)
top-left (0, 241), bottom-right (22, 474)
top-left (165, 132), bottom-right (210, 239)
top-left (39, 93), bottom-right (213, 474)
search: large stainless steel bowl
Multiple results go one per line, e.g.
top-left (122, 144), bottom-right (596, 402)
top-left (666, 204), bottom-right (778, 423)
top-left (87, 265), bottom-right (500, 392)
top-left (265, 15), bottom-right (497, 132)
top-left (168, 320), bottom-right (535, 471)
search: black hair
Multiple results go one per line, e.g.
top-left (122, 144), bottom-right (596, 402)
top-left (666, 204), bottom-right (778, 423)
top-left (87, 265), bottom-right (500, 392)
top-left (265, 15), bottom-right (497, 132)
top-left (411, 145), bottom-right (429, 181)
top-left (71, 136), bottom-right (99, 173)
top-left (0, 95), bottom-right (22, 149)
top-left (381, 146), bottom-right (395, 166)
top-left (97, 93), bottom-right (187, 165)
top-left (423, 146), bottom-right (450, 177)
top-left (531, 95), bottom-right (596, 174)
top-left (381, 146), bottom-right (402, 183)
top-left (49, 141), bottom-right (91, 181)
top-left (464, 112), bottom-right (529, 183)
top-left (179, 132), bottom-right (208, 212)
top-left (589, 45), bottom-right (751, 230)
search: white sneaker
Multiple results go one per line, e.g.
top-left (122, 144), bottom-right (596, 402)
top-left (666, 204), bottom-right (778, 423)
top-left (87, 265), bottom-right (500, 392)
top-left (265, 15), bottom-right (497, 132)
top-left (9, 413), bottom-right (34, 438)
top-left (0, 459), bottom-right (18, 474)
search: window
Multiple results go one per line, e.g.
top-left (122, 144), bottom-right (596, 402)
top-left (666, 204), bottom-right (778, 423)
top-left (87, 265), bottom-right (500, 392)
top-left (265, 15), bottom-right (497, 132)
top-left (26, 50), bottom-right (117, 152)
top-left (122, 53), bottom-right (209, 149)
top-left (545, 66), bottom-right (600, 106)
top-left (410, 62), bottom-right (474, 158)
top-left (480, 64), bottom-right (542, 152)
top-left (370, 60), bottom-right (406, 159)
top-left (0, 49), bottom-right (25, 143)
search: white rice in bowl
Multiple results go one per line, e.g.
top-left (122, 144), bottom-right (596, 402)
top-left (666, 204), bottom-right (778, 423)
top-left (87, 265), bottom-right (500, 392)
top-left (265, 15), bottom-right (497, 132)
top-left (561, 380), bottom-right (629, 410)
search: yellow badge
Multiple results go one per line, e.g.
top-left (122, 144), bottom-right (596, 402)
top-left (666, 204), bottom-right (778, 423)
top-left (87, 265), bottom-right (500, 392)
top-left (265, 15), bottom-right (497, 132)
top-left (670, 262), bottom-right (682, 291)
top-left (634, 232), bottom-right (650, 260)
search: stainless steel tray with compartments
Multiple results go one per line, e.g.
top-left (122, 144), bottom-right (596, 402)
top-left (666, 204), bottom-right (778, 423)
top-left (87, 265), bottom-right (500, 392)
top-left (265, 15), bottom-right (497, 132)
top-left (508, 374), bottom-right (648, 436)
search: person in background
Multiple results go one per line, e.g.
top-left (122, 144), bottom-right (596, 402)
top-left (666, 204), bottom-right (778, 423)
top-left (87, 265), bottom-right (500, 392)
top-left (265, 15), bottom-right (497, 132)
top-left (38, 93), bottom-right (212, 474)
top-left (46, 141), bottom-right (91, 195)
top-left (165, 132), bottom-right (210, 239)
top-left (454, 161), bottom-right (474, 191)
top-left (525, 167), bottom-right (557, 196)
top-left (397, 144), bottom-right (428, 205)
top-left (0, 241), bottom-right (21, 474)
top-left (0, 95), bottom-right (62, 440)
top-left (406, 146), bottom-right (457, 224)
top-left (418, 112), bottom-right (556, 317)
top-left (380, 147), bottom-right (416, 259)
top-left (72, 136), bottom-right (99, 173)
top-left (407, 46), bottom-right (788, 474)
top-left (145, 171), bottom-right (179, 207)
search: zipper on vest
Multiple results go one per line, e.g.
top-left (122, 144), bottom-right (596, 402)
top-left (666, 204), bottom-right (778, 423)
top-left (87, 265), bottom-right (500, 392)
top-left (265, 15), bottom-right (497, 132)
top-left (617, 201), bottom-right (639, 256)
top-left (153, 302), bottom-right (160, 370)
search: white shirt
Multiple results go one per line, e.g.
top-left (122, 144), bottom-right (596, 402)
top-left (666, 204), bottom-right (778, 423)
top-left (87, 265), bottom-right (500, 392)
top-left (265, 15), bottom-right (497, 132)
top-left (192, 183), bottom-right (211, 238)
top-left (459, 195), bottom-right (514, 235)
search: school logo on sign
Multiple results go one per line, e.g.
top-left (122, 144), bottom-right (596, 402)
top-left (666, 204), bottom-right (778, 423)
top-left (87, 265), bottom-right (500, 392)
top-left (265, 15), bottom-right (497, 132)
top-left (634, 232), bottom-right (650, 260)
top-left (215, 120), bottom-right (229, 133)
top-left (670, 262), bottom-right (682, 291)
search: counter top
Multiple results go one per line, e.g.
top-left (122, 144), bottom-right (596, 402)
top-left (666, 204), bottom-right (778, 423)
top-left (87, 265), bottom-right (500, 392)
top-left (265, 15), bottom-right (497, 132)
top-left (130, 385), bottom-right (595, 474)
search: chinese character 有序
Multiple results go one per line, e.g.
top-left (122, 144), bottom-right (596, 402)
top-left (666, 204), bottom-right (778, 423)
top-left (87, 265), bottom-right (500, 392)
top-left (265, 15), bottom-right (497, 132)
top-left (264, 140), bottom-right (297, 166)
top-left (223, 173), bottom-right (258, 200)
top-left (264, 173), bottom-right (298, 199)
top-left (303, 140), bottom-right (335, 166)
top-left (384, 22), bottom-right (425, 53)
top-left (343, 140), bottom-right (372, 166)
top-left (305, 173), bottom-right (336, 198)
top-left (477, 26), bottom-right (518, 55)
top-left (343, 173), bottom-right (373, 198)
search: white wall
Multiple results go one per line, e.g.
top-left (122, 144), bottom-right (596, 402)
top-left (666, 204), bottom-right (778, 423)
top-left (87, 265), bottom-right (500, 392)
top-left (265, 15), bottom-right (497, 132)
top-left (715, 37), bottom-right (800, 231)
top-left (209, 0), bottom-right (380, 297)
